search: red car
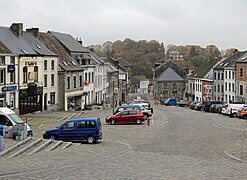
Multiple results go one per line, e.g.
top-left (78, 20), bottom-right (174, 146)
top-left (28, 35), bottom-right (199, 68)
top-left (106, 110), bottom-right (144, 125)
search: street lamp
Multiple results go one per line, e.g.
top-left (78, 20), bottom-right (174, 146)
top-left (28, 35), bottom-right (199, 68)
top-left (112, 77), bottom-right (117, 114)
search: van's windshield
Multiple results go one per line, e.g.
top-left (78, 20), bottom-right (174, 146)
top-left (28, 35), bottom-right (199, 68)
top-left (8, 114), bottom-right (24, 124)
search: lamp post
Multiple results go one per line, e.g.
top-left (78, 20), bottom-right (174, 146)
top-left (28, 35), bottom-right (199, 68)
top-left (112, 78), bottom-right (115, 114)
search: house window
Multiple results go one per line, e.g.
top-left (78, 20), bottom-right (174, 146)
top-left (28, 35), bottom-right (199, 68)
top-left (89, 73), bottom-right (91, 83)
top-left (67, 77), bottom-right (70, 89)
top-left (225, 82), bottom-right (227, 91)
top-left (225, 71), bottom-right (227, 79)
top-left (0, 69), bottom-right (5, 84)
top-left (51, 60), bottom-right (54, 70)
top-left (163, 82), bottom-right (167, 89)
top-left (44, 60), bottom-right (47, 70)
top-left (221, 73), bottom-right (224, 80)
top-left (173, 83), bottom-right (177, 89)
top-left (51, 74), bottom-right (54, 86)
top-left (10, 71), bottom-right (15, 83)
top-left (229, 83), bottom-right (231, 91)
top-left (44, 74), bottom-right (47, 87)
top-left (23, 66), bottom-right (27, 83)
top-left (240, 85), bottom-right (243, 95)
top-left (0, 56), bottom-right (5, 64)
top-left (10, 92), bottom-right (15, 108)
top-left (10, 57), bottom-right (15, 64)
top-left (92, 72), bottom-right (94, 83)
top-left (79, 75), bottom-right (82, 87)
top-left (172, 91), bottom-right (177, 97)
top-left (240, 68), bottom-right (244, 78)
top-left (85, 73), bottom-right (87, 81)
top-left (232, 71), bottom-right (235, 79)
top-left (163, 91), bottom-right (168, 98)
top-left (34, 66), bottom-right (38, 82)
top-left (221, 85), bottom-right (224, 93)
top-left (217, 85), bottom-right (220, 92)
top-left (73, 76), bottom-right (76, 88)
top-left (229, 71), bottom-right (231, 79)
top-left (218, 72), bottom-right (220, 80)
top-left (214, 72), bottom-right (216, 80)
top-left (50, 92), bottom-right (55, 104)
top-left (232, 83), bottom-right (235, 92)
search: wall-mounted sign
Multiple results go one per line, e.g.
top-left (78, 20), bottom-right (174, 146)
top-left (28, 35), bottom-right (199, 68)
top-left (25, 62), bottom-right (37, 66)
top-left (7, 65), bottom-right (15, 73)
top-left (2, 86), bottom-right (17, 91)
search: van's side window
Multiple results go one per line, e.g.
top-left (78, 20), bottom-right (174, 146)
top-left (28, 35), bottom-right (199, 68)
top-left (86, 120), bottom-right (95, 128)
top-left (0, 115), bottom-right (12, 126)
top-left (62, 121), bottom-right (74, 129)
top-left (77, 121), bottom-right (86, 128)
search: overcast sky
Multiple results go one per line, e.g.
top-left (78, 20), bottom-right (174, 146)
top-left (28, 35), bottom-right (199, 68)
top-left (1, 0), bottom-right (246, 50)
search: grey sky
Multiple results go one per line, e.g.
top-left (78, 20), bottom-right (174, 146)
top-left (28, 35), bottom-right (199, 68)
top-left (0, 0), bottom-right (246, 50)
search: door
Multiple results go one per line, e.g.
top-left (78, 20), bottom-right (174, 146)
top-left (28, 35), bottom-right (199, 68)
top-left (118, 111), bottom-right (129, 123)
top-left (128, 110), bottom-right (137, 123)
top-left (44, 93), bottom-right (47, 110)
top-left (57, 121), bottom-right (75, 140)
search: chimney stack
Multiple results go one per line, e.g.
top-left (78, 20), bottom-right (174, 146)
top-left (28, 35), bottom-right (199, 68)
top-left (78, 38), bottom-right (83, 45)
top-left (10, 23), bottom-right (23, 37)
top-left (26, 28), bottom-right (40, 38)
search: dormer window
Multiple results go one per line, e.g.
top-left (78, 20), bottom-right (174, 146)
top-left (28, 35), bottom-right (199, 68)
top-left (21, 49), bottom-right (28, 54)
top-left (240, 68), bottom-right (244, 78)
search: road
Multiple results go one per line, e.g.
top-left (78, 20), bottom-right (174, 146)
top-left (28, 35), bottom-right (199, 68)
top-left (1, 94), bottom-right (247, 179)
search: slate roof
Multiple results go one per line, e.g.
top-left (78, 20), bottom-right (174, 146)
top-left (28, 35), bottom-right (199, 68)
top-left (38, 32), bottom-right (82, 71)
top-left (214, 51), bottom-right (247, 69)
top-left (156, 67), bottom-right (184, 81)
top-left (23, 32), bottom-right (56, 56)
top-left (49, 31), bottom-right (90, 53)
top-left (236, 52), bottom-right (247, 63)
top-left (131, 77), bottom-right (140, 84)
top-left (0, 41), bottom-right (12, 54)
top-left (189, 58), bottom-right (219, 79)
top-left (154, 59), bottom-right (186, 78)
top-left (0, 26), bottom-right (36, 55)
top-left (101, 57), bottom-right (118, 73)
top-left (115, 57), bottom-right (131, 67)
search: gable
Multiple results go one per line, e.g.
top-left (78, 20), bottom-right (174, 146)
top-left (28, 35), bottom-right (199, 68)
top-left (156, 67), bottom-right (184, 81)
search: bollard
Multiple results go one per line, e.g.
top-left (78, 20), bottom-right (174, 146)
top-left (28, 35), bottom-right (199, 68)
top-left (0, 136), bottom-right (5, 150)
top-left (147, 118), bottom-right (150, 126)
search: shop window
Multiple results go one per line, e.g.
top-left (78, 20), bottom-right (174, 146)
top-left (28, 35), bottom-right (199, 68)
top-left (50, 92), bottom-right (55, 104)
top-left (23, 66), bottom-right (27, 83)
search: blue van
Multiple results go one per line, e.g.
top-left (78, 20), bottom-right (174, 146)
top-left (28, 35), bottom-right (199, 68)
top-left (43, 117), bottom-right (102, 144)
top-left (164, 98), bottom-right (177, 106)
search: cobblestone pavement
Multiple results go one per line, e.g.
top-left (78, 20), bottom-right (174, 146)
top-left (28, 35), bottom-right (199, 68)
top-left (1, 95), bottom-right (247, 179)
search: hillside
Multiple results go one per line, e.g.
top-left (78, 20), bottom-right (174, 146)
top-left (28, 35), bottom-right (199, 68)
top-left (92, 39), bottom-right (230, 79)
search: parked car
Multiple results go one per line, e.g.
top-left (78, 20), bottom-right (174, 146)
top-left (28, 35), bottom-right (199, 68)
top-left (43, 117), bottom-right (102, 144)
top-left (114, 104), bottom-right (152, 119)
top-left (189, 101), bottom-right (199, 110)
top-left (195, 102), bottom-right (203, 111)
top-left (203, 100), bottom-right (225, 112)
top-left (163, 98), bottom-right (177, 106)
top-left (237, 107), bottom-right (247, 119)
top-left (226, 103), bottom-right (247, 117)
top-left (106, 110), bottom-right (144, 125)
top-left (209, 104), bottom-right (224, 113)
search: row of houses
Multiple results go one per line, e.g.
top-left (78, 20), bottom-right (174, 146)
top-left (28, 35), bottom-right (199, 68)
top-left (0, 23), bottom-right (134, 114)
top-left (153, 50), bottom-right (247, 104)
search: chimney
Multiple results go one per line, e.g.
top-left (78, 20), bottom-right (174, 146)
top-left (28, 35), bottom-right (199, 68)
top-left (89, 46), bottom-right (94, 53)
top-left (26, 28), bottom-right (39, 38)
top-left (10, 23), bottom-right (23, 37)
top-left (78, 38), bottom-right (83, 45)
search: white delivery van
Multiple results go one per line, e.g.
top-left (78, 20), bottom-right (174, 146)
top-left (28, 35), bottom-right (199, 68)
top-left (0, 107), bottom-right (33, 137)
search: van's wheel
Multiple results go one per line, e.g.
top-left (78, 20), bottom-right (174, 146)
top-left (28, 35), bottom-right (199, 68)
top-left (87, 136), bottom-right (95, 144)
top-left (110, 119), bottom-right (116, 125)
top-left (136, 119), bottom-right (142, 124)
top-left (50, 135), bottom-right (56, 140)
